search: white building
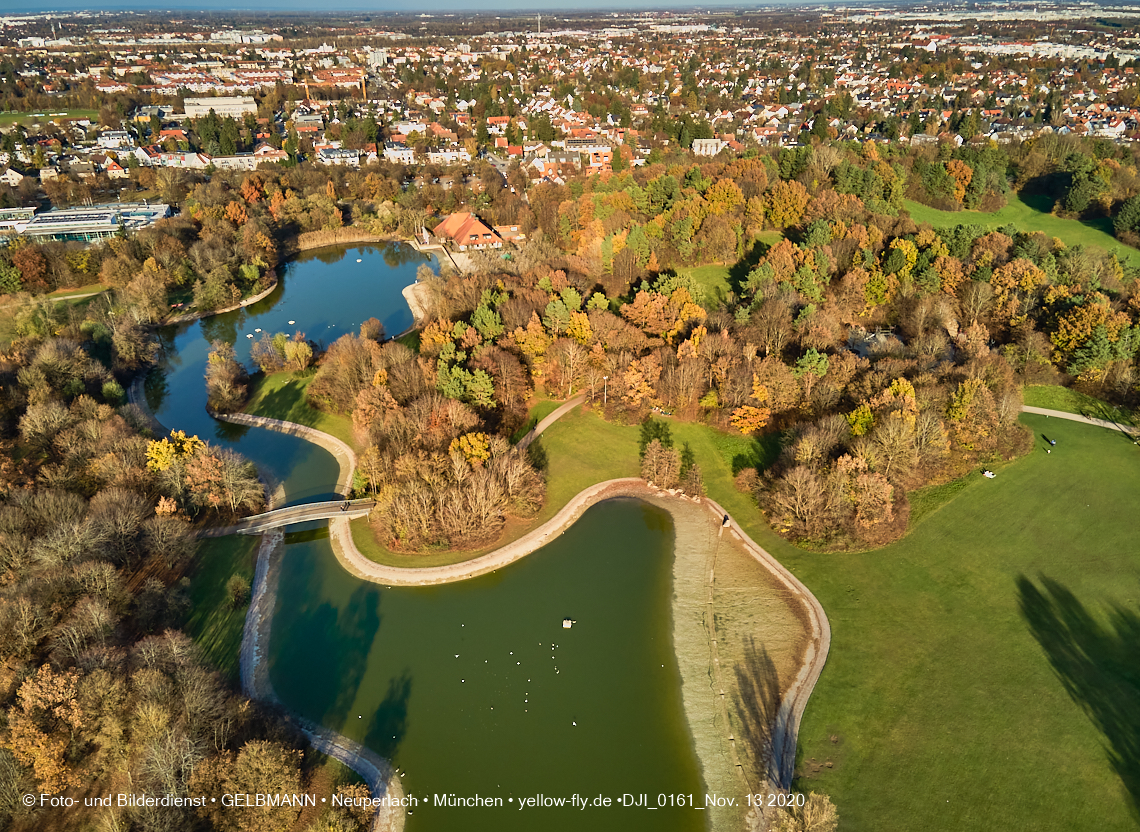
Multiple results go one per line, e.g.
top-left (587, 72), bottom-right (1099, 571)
top-left (383, 142), bottom-right (417, 165)
top-left (97, 130), bottom-right (134, 149)
top-left (316, 147), bottom-right (361, 166)
top-left (426, 148), bottom-right (472, 165)
top-left (184, 96), bottom-right (257, 119)
top-left (691, 138), bottom-right (728, 156)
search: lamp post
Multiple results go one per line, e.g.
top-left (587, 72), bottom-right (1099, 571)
top-left (603, 375), bottom-right (608, 407)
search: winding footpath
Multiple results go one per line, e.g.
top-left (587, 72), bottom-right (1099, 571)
top-left (211, 411), bottom-right (358, 497)
top-left (515, 393), bottom-right (586, 451)
top-left (1021, 404), bottom-right (1140, 436)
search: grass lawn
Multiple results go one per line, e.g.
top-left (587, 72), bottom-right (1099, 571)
top-left (0, 108), bottom-right (98, 128)
top-left (374, 404), bottom-right (1140, 832)
top-left (183, 535), bottom-right (260, 682)
top-left (1023, 383), bottom-right (1135, 425)
top-left (772, 414), bottom-right (1140, 832)
top-left (904, 192), bottom-right (1140, 269)
top-left (508, 398), bottom-right (565, 444)
top-left (244, 372), bottom-right (356, 450)
top-left (681, 263), bottom-right (733, 309)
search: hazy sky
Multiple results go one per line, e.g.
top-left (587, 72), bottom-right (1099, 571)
top-left (42, 0), bottom-right (782, 11)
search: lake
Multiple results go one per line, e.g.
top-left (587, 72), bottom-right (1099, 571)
top-left (270, 499), bottom-right (707, 832)
top-left (158, 243), bottom-right (709, 830)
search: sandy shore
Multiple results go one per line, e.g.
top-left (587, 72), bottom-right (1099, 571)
top-left (329, 480), bottom-right (822, 831)
top-left (400, 281), bottom-right (431, 326)
top-left (636, 492), bottom-right (814, 831)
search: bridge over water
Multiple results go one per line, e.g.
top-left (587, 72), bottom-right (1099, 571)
top-left (197, 498), bottom-right (375, 538)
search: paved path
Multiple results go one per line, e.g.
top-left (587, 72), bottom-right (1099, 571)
top-left (328, 478), bottom-right (646, 586)
top-left (198, 498), bottom-right (375, 537)
top-left (1021, 405), bottom-right (1140, 436)
top-left (211, 411), bottom-right (357, 497)
top-left (515, 393), bottom-right (586, 451)
top-left (127, 375), bottom-right (167, 436)
top-left (47, 287), bottom-right (110, 302)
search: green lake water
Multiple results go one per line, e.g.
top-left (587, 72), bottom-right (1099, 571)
top-left (269, 499), bottom-right (706, 832)
top-left (161, 243), bottom-right (708, 830)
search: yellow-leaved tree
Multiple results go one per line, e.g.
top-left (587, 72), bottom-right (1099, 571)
top-left (730, 374), bottom-right (771, 435)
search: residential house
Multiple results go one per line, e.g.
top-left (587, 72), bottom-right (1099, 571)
top-left (0, 169), bottom-right (25, 187)
top-left (97, 130), bottom-right (134, 149)
top-left (383, 142), bottom-right (417, 165)
top-left (316, 147), bottom-right (361, 166)
top-left (103, 159), bottom-right (129, 179)
top-left (692, 138), bottom-right (728, 156)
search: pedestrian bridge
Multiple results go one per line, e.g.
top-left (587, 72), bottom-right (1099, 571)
top-left (198, 498), bottom-right (375, 538)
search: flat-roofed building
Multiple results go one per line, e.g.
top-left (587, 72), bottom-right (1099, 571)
top-left (0, 206), bottom-right (37, 234)
top-left (316, 147), bottom-right (361, 166)
top-left (18, 203), bottom-right (171, 243)
top-left (184, 96), bottom-right (257, 119)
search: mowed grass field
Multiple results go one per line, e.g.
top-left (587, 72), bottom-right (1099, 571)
top-left (509, 407), bottom-right (1140, 831)
top-left (183, 535), bottom-right (260, 682)
top-left (774, 414), bottom-right (1140, 831)
top-left (0, 108), bottom-right (98, 128)
top-left (904, 192), bottom-right (1140, 269)
top-left (244, 371), bottom-right (356, 449)
top-left (1023, 383), bottom-right (1136, 426)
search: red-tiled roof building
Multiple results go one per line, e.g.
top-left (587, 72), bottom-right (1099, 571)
top-left (434, 212), bottom-right (502, 251)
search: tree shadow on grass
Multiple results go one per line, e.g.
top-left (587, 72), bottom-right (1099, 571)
top-left (731, 433), bottom-right (782, 475)
top-left (1017, 575), bottom-right (1140, 819)
top-left (733, 636), bottom-right (788, 788)
top-left (728, 238), bottom-right (775, 296)
top-left (252, 377), bottom-right (321, 429)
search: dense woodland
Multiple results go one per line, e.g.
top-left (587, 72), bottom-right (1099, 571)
top-left (0, 301), bottom-right (386, 831)
top-left (289, 131), bottom-right (1140, 550)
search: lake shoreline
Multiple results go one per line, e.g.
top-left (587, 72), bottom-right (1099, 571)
top-left (329, 480), bottom-right (816, 831)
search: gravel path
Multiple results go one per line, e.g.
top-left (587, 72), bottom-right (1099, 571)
top-left (1021, 404), bottom-right (1140, 436)
top-left (515, 394), bottom-right (586, 451)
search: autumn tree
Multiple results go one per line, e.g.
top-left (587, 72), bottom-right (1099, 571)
top-left (205, 340), bottom-right (248, 413)
top-left (765, 179), bottom-right (811, 229)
